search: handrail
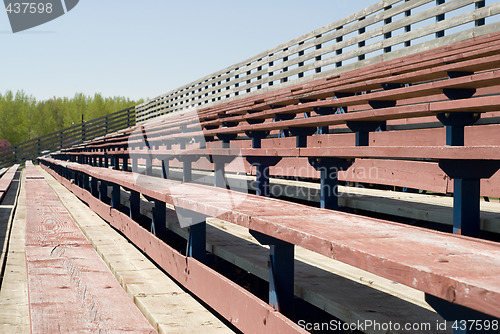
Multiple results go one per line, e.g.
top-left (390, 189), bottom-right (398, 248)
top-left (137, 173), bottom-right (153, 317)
top-left (0, 107), bottom-right (135, 167)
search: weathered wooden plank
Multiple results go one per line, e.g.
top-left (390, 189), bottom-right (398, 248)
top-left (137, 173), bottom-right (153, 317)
top-left (37, 166), bottom-right (234, 334)
top-left (24, 166), bottom-right (157, 333)
top-left (0, 165), bottom-right (19, 194)
top-left (298, 145), bottom-right (500, 160)
top-left (0, 169), bottom-right (29, 334)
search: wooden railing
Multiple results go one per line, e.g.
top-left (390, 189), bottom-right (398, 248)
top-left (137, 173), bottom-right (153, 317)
top-left (135, 0), bottom-right (500, 122)
top-left (0, 107), bottom-right (135, 168)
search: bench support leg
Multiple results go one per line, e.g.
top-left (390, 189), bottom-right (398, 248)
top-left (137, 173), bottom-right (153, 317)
top-left (246, 157), bottom-right (282, 197)
top-left (152, 200), bottom-right (166, 240)
top-left (78, 172), bottom-right (84, 188)
top-left (439, 160), bottom-right (500, 237)
top-left (210, 156), bottom-right (236, 189)
top-left (346, 121), bottom-right (386, 147)
top-left (132, 158), bottom-right (138, 172)
top-left (183, 160), bottom-right (192, 182)
top-left (245, 130), bottom-right (270, 150)
top-left (83, 174), bottom-right (90, 191)
top-left (289, 127), bottom-right (316, 148)
top-left (309, 157), bottom-right (350, 210)
top-left (453, 178), bottom-right (480, 236)
top-left (145, 157), bottom-right (152, 176)
top-left (111, 184), bottom-right (120, 209)
top-left (256, 164), bottom-right (270, 196)
top-left (129, 190), bottom-right (140, 220)
top-left (99, 180), bottom-right (110, 204)
top-left (91, 177), bottom-right (99, 197)
top-left (177, 156), bottom-right (199, 183)
top-left (187, 222), bottom-right (206, 261)
top-left (437, 112), bottom-right (480, 147)
top-left (425, 294), bottom-right (499, 334)
top-left (161, 159), bottom-right (169, 179)
top-left (122, 156), bottom-right (128, 172)
top-left (436, 112), bottom-right (491, 237)
top-left (250, 230), bottom-right (294, 317)
top-left (214, 160), bottom-right (225, 188)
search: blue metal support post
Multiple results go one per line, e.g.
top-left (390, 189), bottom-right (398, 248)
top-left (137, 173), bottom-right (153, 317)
top-left (111, 183), bottom-right (120, 209)
top-left (99, 180), bottom-right (110, 204)
top-left (431, 79), bottom-right (500, 332)
top-left (250, 230), bottom-right (294, 317)
top-left (152, 200), bottom-right (167, 240)
top-left (161, 159), bottom-right (169, 179)
top-left (309, 157), bottom-right (350, 210)
top-left (187, 221), bottom-right (206, 261)
top-left (129, 190), bottom-right (141, 220)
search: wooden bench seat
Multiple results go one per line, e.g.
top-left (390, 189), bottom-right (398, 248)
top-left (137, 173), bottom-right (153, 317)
top-left (0, 165), bottom-right (19, 203)
top-left (40, 157), bottom-right (500, 319)
top-left (70, 34), bottom-right (500, 151)
top-left (119, 144), bottom-right (500, 163)
top-left (22, 162), bottom-right (158, 333)
top-left (96, 95), bottom-right (500, 151)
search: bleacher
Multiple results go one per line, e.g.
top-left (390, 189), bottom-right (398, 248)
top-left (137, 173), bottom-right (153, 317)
top-left (3, 0), bottom-right (500, 333)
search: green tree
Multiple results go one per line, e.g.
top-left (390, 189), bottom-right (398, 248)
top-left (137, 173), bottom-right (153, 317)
top-left (0, 90), bottom-right (142, 146)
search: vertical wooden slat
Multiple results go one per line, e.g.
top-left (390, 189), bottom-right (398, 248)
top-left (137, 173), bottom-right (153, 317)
top-left (436, 0), bottom-right (446, 38)
top-left (358, 17), bottom-right (366, 60)
top-left (405, 0), bottom-right (412, 47)
top-left (315, 34), bottom-right (322, 73)
top-left (336, 26), bottom-right (343, 67)
top-left (384, 5), bottom-right (393, 53)
top-left (476, 0), bottom-right (486, 26)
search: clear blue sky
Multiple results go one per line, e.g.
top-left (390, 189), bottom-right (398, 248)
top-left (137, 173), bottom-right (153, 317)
top-left (1, 1), bottom-right (375, 102)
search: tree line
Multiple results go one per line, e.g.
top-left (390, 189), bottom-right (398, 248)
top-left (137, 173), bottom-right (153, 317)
top-left (0, 90), bottom-right (143, 146)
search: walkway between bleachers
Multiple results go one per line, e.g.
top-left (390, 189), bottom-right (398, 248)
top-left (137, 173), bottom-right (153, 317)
top-left (0, 163), bottom-right (233, 333)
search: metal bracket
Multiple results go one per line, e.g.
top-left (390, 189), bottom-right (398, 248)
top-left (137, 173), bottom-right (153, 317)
top-left (289, 127), bottom-right (317, 148)
top-left (309, 157), bottom-right (351, 210)
top-left (368, 100), bottom-right (397, 109)
top-left (346, 121), bottom-right (386, 146)
top-left (245, 130), bottom-right (270, 149)
top-left (439, 160), bottom-right (500, 237)
top-left (176, 156), bottom-right (200, 182)
top-left (246, 156), bottom-right (282, 197)
top-left (436, 112), bottom-right (480, 146)
top-left (444, 71), bottom-right (476, 100)
top-left (216, 133), bottom-right (238, 148)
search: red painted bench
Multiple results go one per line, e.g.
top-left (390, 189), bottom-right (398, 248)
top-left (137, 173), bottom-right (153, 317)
top-left (40, 157), bottom-right (500, 328)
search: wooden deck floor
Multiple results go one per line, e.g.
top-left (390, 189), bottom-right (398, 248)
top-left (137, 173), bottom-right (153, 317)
top-left (0, 166), bottom-right (233, 333)
top-left (36, 166), bottom-right (233, 334)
